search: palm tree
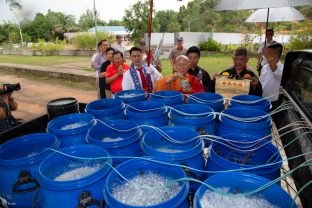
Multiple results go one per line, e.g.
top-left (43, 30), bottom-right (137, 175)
top-left (5, 0), bottom-right (22, 9)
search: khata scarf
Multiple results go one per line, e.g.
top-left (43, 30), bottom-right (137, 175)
top-left (129, 64), bottom-right (153, 92)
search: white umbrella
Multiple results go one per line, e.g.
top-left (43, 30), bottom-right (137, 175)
top-left (215, 0), bottom-right (312, 11)
top-left (215, 0), bottom-right (311, 44)
top-left (246, 7), bottom-right (305, 22)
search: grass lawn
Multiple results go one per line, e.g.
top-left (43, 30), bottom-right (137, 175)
top-left (0, 54), bottom-right (258, 76)
top-left (0, 55), bottom-right (90, 66)
top-left (160, 54), bottom-right (258, 76)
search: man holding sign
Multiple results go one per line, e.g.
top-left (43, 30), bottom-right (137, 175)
top-left (214, 47), bottom-right (262, 98)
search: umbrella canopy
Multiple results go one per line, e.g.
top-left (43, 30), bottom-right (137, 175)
top-left (245, 7), bottom-right (305, 22)
top-left (215, 0), bottom-right (312, 11)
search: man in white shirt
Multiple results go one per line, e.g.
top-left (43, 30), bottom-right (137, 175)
top-left (112, 34), bottom-right (126, 55)
top-left (122, 47), bottom-right (162, 92)
top-left (91, 40), bottom-right (109, 99)
top-left (257, 29), bottom-right (277, 75)
top-left (259, 43), bottom-right (284, 109)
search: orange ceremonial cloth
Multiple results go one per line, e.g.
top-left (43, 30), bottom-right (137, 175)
top-left (153, 73), bottom-right (204, 94)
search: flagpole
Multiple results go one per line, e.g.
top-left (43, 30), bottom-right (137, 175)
top-left (148, 0), bottom-right (153, 67)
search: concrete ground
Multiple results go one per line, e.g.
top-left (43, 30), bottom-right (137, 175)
top-left (0, 73), bottom-right (96, 121)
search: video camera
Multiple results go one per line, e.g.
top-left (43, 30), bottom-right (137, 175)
top-left (0, 83), bottom-right (21, 95)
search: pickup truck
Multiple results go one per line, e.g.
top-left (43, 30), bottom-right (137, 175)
top-left (274, 49), bottom-right (312, 208)
top-left (0, 50), bottom-right (311, 208)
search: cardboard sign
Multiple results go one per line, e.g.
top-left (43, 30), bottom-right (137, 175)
top-left (215, 76), bottom-right (250, 99)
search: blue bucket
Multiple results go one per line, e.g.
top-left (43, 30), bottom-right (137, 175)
top-left (169, 104), bottom-right (216, 135)
top-left (47, 113), bottom-right (95, 147)
top-left (0, 133), bottom-right (59, 208)
top-left (86, 120), bottom-right (142, 165)
top-left (115, 89), bottom-right (147, 104)
top-left (218, 107), bottom-right (272, 139)
top-left (37, 144), bottom-right (112, 208)
top-left (187, 92), bottom-right (224, 112)
top-left (125, 101), bottom-right (169, 132)
top-left (230, 95), bottom-right (271, 112)
top-left (194, 172), bottom-right (297, 208)
top-left (150, 90), bottom-right (184, 107)
top-left (205, 141), bottom-right (282, 181)
top-left (104, 157), bottom-right (189, 208)
top-left (85, 99), bottom-right (126, 121)
top-left (216, 134), bottom-right (272, 149)
top-left (141, 126), bottom-right (204, 192)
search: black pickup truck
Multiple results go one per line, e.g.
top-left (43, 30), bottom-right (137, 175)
top-left (274, 50), bottom-right (312, 208)
top-left (0, 50), bottom-right (312, 208)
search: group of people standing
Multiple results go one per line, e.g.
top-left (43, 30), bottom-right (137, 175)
top-left (91, 30), bottom-right (284, 109)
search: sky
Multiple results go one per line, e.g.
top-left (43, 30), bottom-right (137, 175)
top-left (0, 0), bottom-right (192, 24)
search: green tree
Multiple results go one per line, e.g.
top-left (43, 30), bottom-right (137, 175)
top-left (107, 19), bottom-right (124, 26)
top-left (28, 13), bottom-right (53, 41)
top-left (78, 9), bottom-right (106, 31)
top-left (46, 10), bottom-right (80, 39)
top-left (156, 10), bottom-right (180, 32)
top-left (0, 22), bottom-right (19, 43)
top-left (123, 0), bottom-right (159, 43)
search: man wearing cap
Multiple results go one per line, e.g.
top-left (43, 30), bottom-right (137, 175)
top-left (112, 34), bottom-right (126, 55)
top-left (169, 37), bottom-right (187, 68)
top-left (139, 39), bottom-right (151, 65)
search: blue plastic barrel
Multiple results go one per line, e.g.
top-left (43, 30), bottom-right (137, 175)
top-left (218, 107), bottom-right (272, 139)
top-left (115, 89), bottom-right (147, 104)
top-left (0, 133), bottom-right (59, 208)
top-left (85, 99), bottom-right (125, 121)
top-left (206, 141), bottom-right (282, 181)
top-left (141, 126), bottom-right (204, 192)
top-left (230, 95), bottom-right (271, 112)
top-left (150, 90), bottom-right (184, 107)
top-left (47, 113), bottom-right (95, 147)
top-left (104, 157), bottom-right (189, 208)
top-left (217, 134), bottom-right (272, 149)
top-left (194, 172), bottom-right (297, 208)
top-left (125, 101), bottom-right (169, 133)
top-left (37, 144), bottom-right (112, 208)
top-left (169, 104), bottom-right (216, 135)
top-left (188, 92), bottom-right (224, 112)
top-left (86, 120), bottom-right (142, 165)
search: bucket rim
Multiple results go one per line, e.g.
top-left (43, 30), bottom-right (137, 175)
top-left (85, 99), bottom-right (124, 115)
top-left (125, 101), bottom-right (168, 118)
top-left (86, 120), bottom-right (142, 148)
top-left (208, 141), bottom-right (282, 173)
top-left (169, 104), bottom-right (216, 124)
top-left (47, 113), bottom-right (95, 136)
top-left (103, 156), bottom-right (189, 208)
top-left (115, 89), bottom-right (147, 102)
top-left (141, 126), bottom-right (204, 160)
top-left (38, 144), bottom-right (112, 190)
top-left (194, 172), bottom-right (297, 208)
top-left (0, 133), bottom-right (60, 168)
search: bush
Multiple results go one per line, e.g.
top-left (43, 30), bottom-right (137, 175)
top-left (34, 39), bottom-right (65, 56)
top-left (198, 38), bottom-right (221, 51)
top-left (287, 29), bottom-right (312, 51)
top-left (72, 31), bottom-right (114, 50)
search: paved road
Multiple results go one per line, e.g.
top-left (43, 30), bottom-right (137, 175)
top-left (0, 74), bottom-right (96, 121)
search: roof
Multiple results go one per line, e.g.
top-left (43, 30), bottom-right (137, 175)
top-left (88, 26), bottom-right (129, 35)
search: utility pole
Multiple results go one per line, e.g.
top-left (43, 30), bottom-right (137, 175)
top-left (10, 8), bottom-right (23, 45)
top-left (93, 0), bottom-right (98, 49)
